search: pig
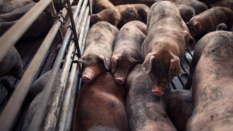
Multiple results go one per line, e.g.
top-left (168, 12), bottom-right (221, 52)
top-left (142, 1), bottom-right (193, 96)
top-left (126, 64), bottom-right (176, 131)
top-left (111, 20), bottom-right (146, 85)
top-left (185, 31), bottom-right (233, 131)
top-left (0, 3), bottom-right (53, 40)
top-left (72, 72), bottom-right (129, 131)
top-left (79, 21), bottom-right (118, 83)
top-left (199, 0), bottom-right (220, 6)
top-left (165, 89), bottom-right (193, 131)
top-left (211, 0), bottom-right (233, 11)
top-left (23, 70), bottom-right (63, 131)
top-left (187, 7), bottom-right (233, 39)
top-left (0, 0), bottom-right (33, 14)
top-left (177, 4), bottom-right (195, 22)
top-left (91, 4), bottom-right (149, 28)
top-left (93, 0), bottom-right (114, 13)
top-left (0, 46), bottom-right (24, 93)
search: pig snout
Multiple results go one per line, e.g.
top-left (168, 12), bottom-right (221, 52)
top-left (152, 86), bottom-right (165, 96)
top-left (82, 67), bottom-right (95, 83)
top-left (113, 70), bottom-right (128, 85)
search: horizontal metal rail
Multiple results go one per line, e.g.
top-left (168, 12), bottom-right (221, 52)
top-left (0, 2), bottom-right (73, 131)
top-left (0, 0), bottom-right (52, 61)
top-left (28, 0), bottom-right (88, 130)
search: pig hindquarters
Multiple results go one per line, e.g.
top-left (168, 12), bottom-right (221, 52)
top-left (79, 21), bottom-right (118, 83)
top-left (186, 31), bottom-right (233, 131)
top-left (0, 46), bottom-right (24, 92)
top-left (91, 4), bottom-right (149, 28)
top-left (142, 1), bottom-right (191, 96)
top-left (72, 72), bottom-right (128, 131)
top-left (111, 20), bottom-right (146, 85)
top-left (187, 7), bottom-right (233, 39)
top-left (126, 64), bottom-right (176, 131)
top-left (165, 89), bottom-right (193, 131)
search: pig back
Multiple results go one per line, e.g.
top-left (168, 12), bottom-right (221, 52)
top-left (73, 72), bottom-right (128, 131)
top-left (186, 31), bottom-right (233, 131)
top-left (125, 64), bottom-right (176, 131)
top-left (84, 21), bottom-right (118, 57)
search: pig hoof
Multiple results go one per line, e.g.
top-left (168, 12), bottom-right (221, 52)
top-left (115, 78), bottom-right (125, 85)
top-left (152, 90), bottom-right (164, 96)
top-left (82, 76), bottom-right (93, 83)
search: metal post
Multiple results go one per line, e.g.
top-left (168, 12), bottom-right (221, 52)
top-left (66, 0), bottom-right (81, 58)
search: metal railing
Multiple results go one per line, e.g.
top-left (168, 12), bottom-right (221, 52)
top-left (0, 0), bottom-right (91, 130)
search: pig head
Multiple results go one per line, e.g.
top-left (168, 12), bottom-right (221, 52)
top-left (142, 49), bottom-right (181, 96)
top-left (80, 52), bottom-right (111, 83)
top-left (111, 53), bottom-right (141, 84)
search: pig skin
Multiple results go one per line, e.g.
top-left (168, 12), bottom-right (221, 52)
top-left (91, 4), bottom-right (149, 28)
top-left (93, 0), bottom-right (114, 13)
top-left (0, 0), bottom-right (33, 14)
top-left (111, 20), bottom-right (146, 85)
top-left (72, 72), bottom-right (129, 131)
top-left (165, 89), bottom-right (193, 131)
top-left (79, 21), bottom-right (118, 83)
top-left (142, 1), bottom-right (192, 96)
top-left (211, 0), bottom-right (233, 11)
top-left (125, 64), bottom-right (177, 131)
top-left (187, 7), bottom-right (233, 39)
top-left (0, 46), bottom-right (24, 92)
top-left (185, 31), bottom-right (233, 131)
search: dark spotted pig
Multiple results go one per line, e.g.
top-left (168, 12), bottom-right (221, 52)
top-left (73, 72), bottom-right (129, 131)
top-left (126, 64), bottom-right (176, 131)
top-left (111, 20), bottom-right (146, 85)
top-left (91, 4), bottom-right (149, 28)
top-left (79, 21), bottom-right (118, 83)
top-left (165, 89), bottom-right (193, 131)
top-left (0, 46), bottom-right (24, 92)
top-left (187, 7), bottom-right (233, 39)
top-left (185, 31), bottom-right (233, 131)
top-left (142, 1), bottom-right (193, 96)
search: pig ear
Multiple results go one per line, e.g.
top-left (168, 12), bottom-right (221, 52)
top-left (193, 22), bottom-right (201, 30)
top-left (91, 14), bottom-right (99, 24)
top-left (98, 54), bottom-right (110, 70)
top-left (142, 54), bottom-right (155, 74)
top-left (168, 55), bottom-right (181, 80)
top-left (110, 55), bottom-right (118, 73)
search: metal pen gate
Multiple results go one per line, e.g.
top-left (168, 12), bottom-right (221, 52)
top-left (0, 0), bottom-right (92, 130)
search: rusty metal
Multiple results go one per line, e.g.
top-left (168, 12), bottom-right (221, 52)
top-left (66, 0), bottom-right (81, 58)
top-left (28, 0), bottom-right (88, 131)
top-left (0, 0), bottom-right (52, 61)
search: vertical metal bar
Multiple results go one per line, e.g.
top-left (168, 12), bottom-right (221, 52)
top-left (49, 1), bottom-right (64, 40)
top-left (28, 0), bottom-right (88, 130)
top-left (66, 0), bottom-right (81, 58)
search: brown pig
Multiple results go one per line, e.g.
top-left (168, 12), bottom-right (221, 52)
top-left (165, 89), bottom-right (193, 131)
top-left (0, 0), bottom-right (33, 14)
top-left (211, 0), bottom-right (233, 11)
top-left (93, 0), bottom-right (114, 13)
top-left (111, 20), bottom-right (146, 85)
top-left (0, 46), bottom-right (24, 92)
top-left (73, 72), bottom-right (129, 131)
top-left (91, 4), bottom-right (149, 28)
top-left (186, 31), bottom-right (233, 131)
top-left (142, 1), bottom-right (193, 96)
top-left (126, 64), bottom-right (176, 131)
top-left (187, 7), bottom-right (233, 39)
top-left (79, 21), bottom-right (118, 83)
top-left (177, 4), bottom-right (195, 22)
